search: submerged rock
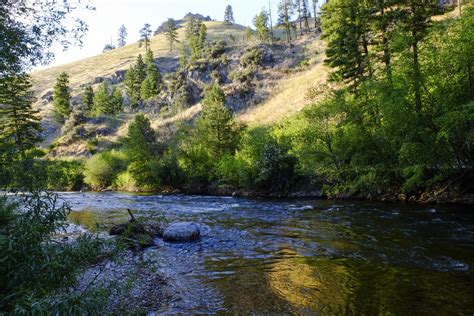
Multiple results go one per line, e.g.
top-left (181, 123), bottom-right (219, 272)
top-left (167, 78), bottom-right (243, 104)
top-left (163, 222), bottom-right (200, 242)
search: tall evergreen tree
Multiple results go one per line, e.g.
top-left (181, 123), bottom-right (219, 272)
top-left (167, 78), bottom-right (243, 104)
top-left (278, 0), bottom-right (294, 43)
top-left (52, 71), bottom-right (71, 122)
top-left (141, 49), bottom-right (162, 99)
top-left (296, 0), bottom-right (303, 35)
top-left (125, 54), bottom-right (147, 107)
top-left (253, 9), bottom-right (270, 42)
top-left (139, 23), bottom-right (152, 51)
top-left (321, 0), bottom-right (373, 89)
top-left (312, 0), bottom-right (318, 29)
top-left (164, 19), bottom-right (179, 51)
top-left (197, 85), bottom-right (239, 157)
top-left (302, 0), bottom-right (310, 33)
top-left (123, 113), bottom-right (159, 162)
top-left (224, 5), bottom-right (235, 25)
top-left (118, 25), bottom-right (128, 47)
top-left (91, 82), bottom-right (110, 116)
top-left (0, 74), bottom-right (41, 159)
top-left (82, 85), bottom-right (94, 114)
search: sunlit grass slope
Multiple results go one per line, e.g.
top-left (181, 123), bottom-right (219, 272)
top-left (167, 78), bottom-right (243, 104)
top-left (30, 21), bottom-right (249, 97)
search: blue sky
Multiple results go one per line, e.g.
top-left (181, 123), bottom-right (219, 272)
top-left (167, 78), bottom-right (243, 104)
top-left (45, 0), bottom-right (324, 68)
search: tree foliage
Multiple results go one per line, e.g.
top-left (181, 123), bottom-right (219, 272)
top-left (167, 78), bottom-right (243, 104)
top-left (164, 19), bottom-right (179, 51)
top-left (117, 24), bottom-right (128, 47)
top-left (139, 23), bottom-right (152, 51)
top-left (254, 9), bottom-right (270, 42)
top-left (224, 5), bottom-right (235, 25)
top-left (53, 72), bottom-right (71, 123)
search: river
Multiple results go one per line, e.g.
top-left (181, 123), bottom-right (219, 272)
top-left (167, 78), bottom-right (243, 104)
top-left (62, 192), bottom-right (474, 314)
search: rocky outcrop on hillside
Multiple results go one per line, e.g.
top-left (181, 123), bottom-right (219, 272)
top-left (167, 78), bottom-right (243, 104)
top-left (154, 13), bottom-right (212, 35)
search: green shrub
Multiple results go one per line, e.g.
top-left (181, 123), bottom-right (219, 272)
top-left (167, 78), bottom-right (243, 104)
top-left (0, 192), bottom-right (105, 314)
top-left (46, 160), bottom-right (84, 191)
top-left (83, 150), bottom-right (126, 190)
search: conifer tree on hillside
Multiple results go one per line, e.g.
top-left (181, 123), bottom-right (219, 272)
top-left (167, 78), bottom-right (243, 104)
top-left (91, 82), bottom-right (122, 116)
top-left (253, 10), bottom-right (270, 43)
top-left (125, 54), bottom-right (147, 107)
top-left (52, 71), bottom-right (71, 123)
top-left (139, 23), bottom-right (152, 51)
top-left (295, 0), bottom-right (303, 35)
top-left (312, 0), bottom-right (318, 29)
top-left (0, 74), bottom-right (41, 159)
top-left (164, 18), bottom-right (179, 51)
top-left (224, 5), bottom-right (235, 25)
top-left (278, 0), bottom-right (294, 43)
top-left (198, 85), bottom-right (239, 157)
top-left (103, 43), bottom-right (115, 52)
top-left (141, 49), bottom-right (162, 99)
top-left (302, 0), bottom-right (310, 33)
top-left (82, 85), bottom-right (94, 113)
top-left (118, 24), bottom-right (128, 47)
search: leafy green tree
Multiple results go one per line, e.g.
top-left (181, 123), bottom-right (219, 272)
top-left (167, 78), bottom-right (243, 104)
top-left (254, 9), bottom-right (270, 42)
top-left (140, 49), bottom-right (162, 99)
top-left (0, 1), bottom-right (91, 75)
top-left (139, 23), bottom-right (152, 51)
top-left (118, 24), bottom-right (127, 47)
top-left (224, 5), bottom-right (235, 25)
top-left (0, 74), bottom-right (41, 160)
top-left (52, 71), bottom-right (71, 122)
top-left (82, 85), bottom-right (94, 113)
top-left (164, 18), bottom-right (179, 51)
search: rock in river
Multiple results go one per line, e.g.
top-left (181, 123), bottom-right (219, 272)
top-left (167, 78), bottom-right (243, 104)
top-left (163, 222), bottom-right (201, 242)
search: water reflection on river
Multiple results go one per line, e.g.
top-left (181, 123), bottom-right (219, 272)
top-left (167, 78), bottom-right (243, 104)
top-left (63, 192), bottom-right (474, 314)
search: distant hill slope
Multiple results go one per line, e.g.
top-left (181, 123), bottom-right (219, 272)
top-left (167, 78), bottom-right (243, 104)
top-left (30, 21), bottom-right (249, 98)
top-left (30, 17), bottom-right (328, 157)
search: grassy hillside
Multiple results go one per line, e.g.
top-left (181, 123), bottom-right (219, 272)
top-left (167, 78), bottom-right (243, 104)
top-left (30, 21), bottom-right (250, 97)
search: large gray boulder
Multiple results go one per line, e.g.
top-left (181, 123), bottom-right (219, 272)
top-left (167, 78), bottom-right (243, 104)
top-left (163, 222), bottom-right (200, 242)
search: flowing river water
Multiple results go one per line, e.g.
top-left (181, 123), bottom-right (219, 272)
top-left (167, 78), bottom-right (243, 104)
top-left (62, 192), bottom-right (474, 314)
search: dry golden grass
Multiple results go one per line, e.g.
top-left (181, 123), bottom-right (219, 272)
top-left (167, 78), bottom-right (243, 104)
top-left (30, 21), bottom-right (248, 98)
top-left (239, 40), bottom-right (328, 126)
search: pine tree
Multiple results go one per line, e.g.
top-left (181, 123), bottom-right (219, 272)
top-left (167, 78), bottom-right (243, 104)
top-left (253, 10), bottom-right (270, 43)
top-left (224, 5), bottom-right (235, 25)
top-left (296, 0), bottom-right (303, 35)
top-left (278, 0), bottom-right (294, 43)
top-left (312, 0), bottom-right (318, 29)
top-left (197, 85), bottom-right (239, 157)
top-left (0, 74), bottom-right (41, 159)
top-left (82, 85), bottom-right (94, 114)
top-left (91, 82), bottom-right (110, 116)
top-left (118, 25), bottom-right (127, 47)
top-left (164, 19), bottom-right (179, 51)
top-left (52, 71), bottom-right (71, 122)
top-left (321, 0), bottom-right (373, 89)
top-left (141, 49), bottom-right (162, 99)
top-left (110, 86), bottom-right (123, 113)
top-left (103, 44), bottom-right (115, 52)
top-left (302, 0), bottom-right (310, 33)
top-left (123, 113), bottom-right (159, 162)
top-left (125, 54), bottom-right (147, 107)
top-left (139, 23), bottom-right (152, 51)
